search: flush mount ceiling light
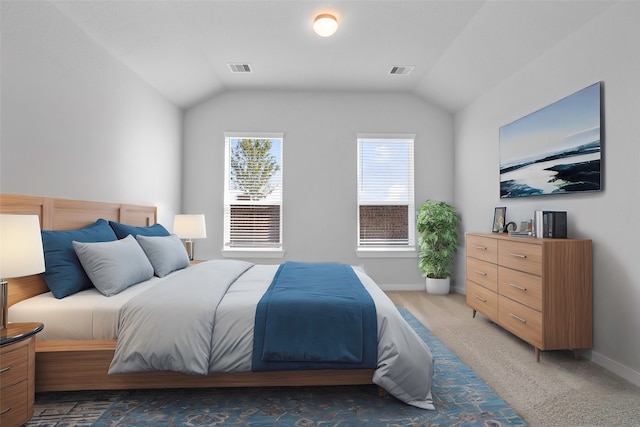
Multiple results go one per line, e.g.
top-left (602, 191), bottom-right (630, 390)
top-left (313, 14), bottom-right (338, 37)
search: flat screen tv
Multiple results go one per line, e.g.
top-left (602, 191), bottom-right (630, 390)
top-left (499, 82), bottom-right (602, 198)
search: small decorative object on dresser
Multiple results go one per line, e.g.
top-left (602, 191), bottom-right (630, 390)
top-left (533, 210), bottom-right (567, 238)
top-left (465, 232), bottom-right (592, 362)
top-left (1, 322), bottom-right (44, 427)
top-left (492, 207), bottom-right (506, 233)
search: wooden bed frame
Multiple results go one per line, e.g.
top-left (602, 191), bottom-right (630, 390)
top-left (1, 194), bottom-right (375, 392)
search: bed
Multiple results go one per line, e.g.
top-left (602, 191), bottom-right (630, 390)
top-left (2, 194), bottom-right (434, 409)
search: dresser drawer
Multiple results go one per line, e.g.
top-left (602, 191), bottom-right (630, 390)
top-left (0, 380), bottom-right (29, 427)
top-left (466, 280), bottom-right (498, 321)
top-left (466, 234), bottom-right (497, 263)
top-left (498, 240), bottom-right (542, 276)
top-left (0, 344), bottom-right (28, 387)
top-left (498, 266), bottom-right (543, 311)
top-left (466, 257), bottom-right (498, 292)
top-left (499, 295), bottom-right (542, 349)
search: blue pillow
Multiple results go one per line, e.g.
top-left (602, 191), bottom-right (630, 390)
top-left (109, 221), bottom-right (169, 239)
top-left (41, 219), bottom-right (118, 299)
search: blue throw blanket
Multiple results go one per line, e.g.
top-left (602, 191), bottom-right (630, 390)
top-left (252, 262), bottom-right (377, 371)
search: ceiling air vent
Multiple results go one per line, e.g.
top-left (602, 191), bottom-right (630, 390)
top-left (228, 63), bottom-right (252, 73)
top-left (389, 65), bottom-right (414, 75)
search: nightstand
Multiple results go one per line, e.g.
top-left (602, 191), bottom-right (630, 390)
top-left (1, 322), bottom-right (44, 427)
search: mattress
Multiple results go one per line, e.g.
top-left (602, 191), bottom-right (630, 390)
top-left (9, 276), bottom-right (161, 341)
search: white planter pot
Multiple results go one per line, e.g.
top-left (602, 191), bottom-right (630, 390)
top-left (425, 277), bottom-right (450, 295)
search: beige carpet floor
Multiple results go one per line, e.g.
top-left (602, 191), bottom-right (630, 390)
top-left (386, 291), bottom-right (640, 427)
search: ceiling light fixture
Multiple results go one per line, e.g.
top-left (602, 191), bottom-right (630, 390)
top-left (313, 14), bottom-right (338, 37)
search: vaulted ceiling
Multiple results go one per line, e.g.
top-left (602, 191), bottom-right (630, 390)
top-left (50, 0), bottom-right (614, 112)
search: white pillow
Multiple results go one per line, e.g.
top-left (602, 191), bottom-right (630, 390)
top-left (72, 235), bottom-right (154, 296)
top-left (136, 234), bottom-right (190, 277)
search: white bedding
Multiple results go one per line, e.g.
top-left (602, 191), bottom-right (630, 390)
top-left (9, 276), bottom-right (161, 340)
top-left (10, 261), bottom-right (435, 409)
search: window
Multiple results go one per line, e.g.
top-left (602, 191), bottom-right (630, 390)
top-left (223, 133), bottom-right (283, 253)
top-left (357, 134), bottom-right (415, 250)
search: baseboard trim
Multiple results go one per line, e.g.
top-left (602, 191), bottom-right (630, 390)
top-left (589, 350), bottom-right (640, 388)
top-left (434, 286), bottom-right (640, 389)
top-left (379, 283), bottom-right (425, 291)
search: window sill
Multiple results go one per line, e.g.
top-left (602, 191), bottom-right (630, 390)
top-left (221, 248), bottom-right (285, 259)
top-left (356, 248), bottom-right (417, 258)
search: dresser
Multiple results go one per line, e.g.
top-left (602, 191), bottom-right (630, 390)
top-left (1, 322), bottom-right (43, 427)
top-left (465, 232), bottom-right (592, 361)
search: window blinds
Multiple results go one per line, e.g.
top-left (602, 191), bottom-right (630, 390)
top-left (357, 136), bottom-right (415, 247)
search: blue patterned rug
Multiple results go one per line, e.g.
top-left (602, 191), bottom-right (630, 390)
top-left (27, 308), bottom-right (526, 426)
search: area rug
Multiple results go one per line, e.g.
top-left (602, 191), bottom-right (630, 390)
top-left (27, 308), bottom-right (526, 426)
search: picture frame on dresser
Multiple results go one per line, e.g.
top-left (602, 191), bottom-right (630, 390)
top-left (492, 207), bottom-right (506, 233)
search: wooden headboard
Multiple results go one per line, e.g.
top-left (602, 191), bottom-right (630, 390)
top-left (0, 194), bottom-right (157, 307)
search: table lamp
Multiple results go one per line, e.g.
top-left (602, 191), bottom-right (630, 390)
top-left (173, 214), bottom-right (207, 260)
top-left (0, 214), bottom-right (46, 330)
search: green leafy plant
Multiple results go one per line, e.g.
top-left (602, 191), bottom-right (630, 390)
top-left (417, 200), bottom-right (461, 279)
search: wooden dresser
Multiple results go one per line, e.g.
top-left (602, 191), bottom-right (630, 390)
top-left (465, 232), bottom-right (592, 361)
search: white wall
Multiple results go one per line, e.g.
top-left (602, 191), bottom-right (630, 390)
top-left (0, 1), bottom-right (182, 226)
top-left (454, 2), bottom-right (640, 385)
top-left (183, 91), bottom-right (454, 287)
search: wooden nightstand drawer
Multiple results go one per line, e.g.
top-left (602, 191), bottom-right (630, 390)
top-left (466, 257), bottom-right (498, 292)
top-left (499, 295), bottom-right (542, 349)
top-left (0, 380), bottom-right (28, 427)
top-left (0, 323), bottom-right (43, 426)
top-left (466, 234), bottom-right (498, 263)
top-left (498, 240), bottom-right (542, 276)
top-left (466, 280), bottom-right (498, 322)
top-left (498, 266), bottom-right (542, 311)
top-left (1, 345), bottom-right (29, 387)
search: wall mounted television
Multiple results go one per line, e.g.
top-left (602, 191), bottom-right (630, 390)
top-left (499, 82), bottom-right (602, 198)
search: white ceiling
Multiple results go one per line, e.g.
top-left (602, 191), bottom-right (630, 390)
top-left (50, 0), bottom-right (615, 113)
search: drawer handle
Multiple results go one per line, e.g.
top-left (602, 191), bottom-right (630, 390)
top-left (509, 313), bottom-right (527, 323)
top-left (0, 407), bottom-right (11, 416)
top-left (474, 270), bottom-right (487, 276)
top-left (474, 245), bottom-right (487, 250)
top-left (509, 253), bottom-right (527, 258)
top-left (0, 364), bottom-right (12, 374)
top-left (474, 294), bottom-right (487, 303)
top-left (509, 283), bottom-right (527, 291)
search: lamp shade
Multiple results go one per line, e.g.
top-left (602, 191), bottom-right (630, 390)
top-left (173, 214), bottom-right (207, 240)
top-left (313, 14), bottom-right (338, 37)
top-left (0, 214), bottom-right (45, 279)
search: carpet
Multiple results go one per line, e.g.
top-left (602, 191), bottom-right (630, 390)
top-left (27, 308), bottom-right (526, 426)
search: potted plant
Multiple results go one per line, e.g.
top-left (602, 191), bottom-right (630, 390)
top-left (417, 200), bottom-right (461, 294)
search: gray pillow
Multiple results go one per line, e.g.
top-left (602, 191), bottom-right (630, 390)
top-left (136, 234), bottom-right (190, 277)
top-left (72, 235), bottom-right (154, 296)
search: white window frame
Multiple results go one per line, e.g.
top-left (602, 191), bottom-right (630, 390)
top-left (356, 133), bottom-right (417, 258)
top-left (222, 132), bottom-right (284, 259)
